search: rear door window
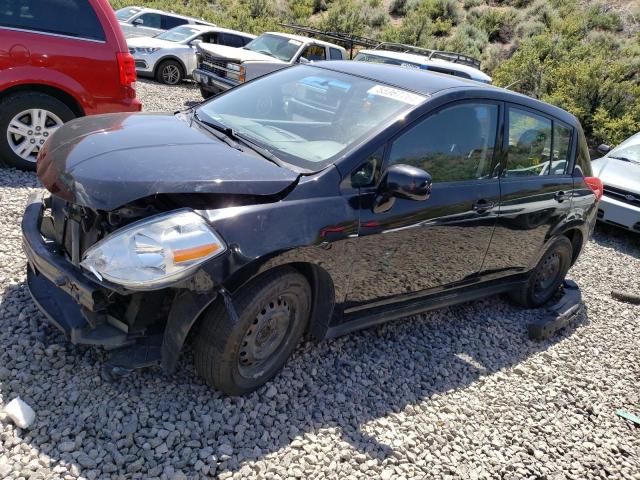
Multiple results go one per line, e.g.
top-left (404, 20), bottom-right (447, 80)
top-left (505, 107), bottom-right (552, 176)
top-left (300, 45), bottom-right (326, 62)
top-left (0, 0), bottom-right (105, 41)
top-left (387, 102), bottom-right (500, 182)
top-left (161, 15), bottom-right (188, 30)
top-left (219, 33), bottom-right (250, 48)
top-left (329, 48), bottom-right (343, 60)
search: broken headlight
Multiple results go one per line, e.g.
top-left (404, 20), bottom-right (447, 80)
top-left (80, 210), bottom-right (225, 290)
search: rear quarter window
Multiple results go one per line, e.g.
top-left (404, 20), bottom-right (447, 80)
top-left (574, 127), bottom-right (593, 177)
top-left (0, 0), bottom-right (105, 41)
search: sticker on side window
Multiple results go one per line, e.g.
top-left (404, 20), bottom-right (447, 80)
top-left (367, 85), bottom-right (425, 105)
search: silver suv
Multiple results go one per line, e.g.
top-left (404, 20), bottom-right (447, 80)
top-left (115, 6), bottom-right (213, 39)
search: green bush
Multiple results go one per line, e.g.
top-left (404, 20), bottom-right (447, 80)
top-left (586, 3), bottom-right (623, 32)
top-left (389, 0), bottom-right (409, 15)
top-left (469, 6), bottom-right (519, 43)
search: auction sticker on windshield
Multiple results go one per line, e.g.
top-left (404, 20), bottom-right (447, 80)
top-left (367, 85), bottom-right (425, 105)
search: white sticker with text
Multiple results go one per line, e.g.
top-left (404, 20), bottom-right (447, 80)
top-left (367, 85), bottom-right (425, 105)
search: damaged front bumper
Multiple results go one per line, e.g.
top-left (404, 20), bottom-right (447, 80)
top-left (21, 193), bottom-right (221, 373)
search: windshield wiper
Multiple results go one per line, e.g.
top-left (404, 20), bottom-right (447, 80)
top-left (193, 111), bottom-right (286, 167)
top-left (233, 131), bottom-right (288, 168)
top-left (193, 111), bottom-right (242, 150)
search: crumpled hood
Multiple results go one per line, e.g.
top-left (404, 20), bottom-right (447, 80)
top-left (591, 157), bottom-right (640, 194)
top-left (37, 113), bottom-right (298, 211)
top-left (127, 36), bottom-right (184, 49)
top-left (198, 44), bottom-right (282, 63)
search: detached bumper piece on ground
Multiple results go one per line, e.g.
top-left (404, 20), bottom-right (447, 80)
top-left (527, 280), bottom-right (583, 341)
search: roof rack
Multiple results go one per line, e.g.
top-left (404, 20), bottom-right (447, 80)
top-left (373, 43), bottom-right (481, 69)
top-left (280, 23), bottom-right (379, 59)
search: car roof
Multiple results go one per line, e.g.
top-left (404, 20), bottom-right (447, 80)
top-left (311, 61), bottom-right (579, 125)
top-left (184, 25), bottom-right (255, 37)
top-left (135, 7), bottom-right (213, 23)
top-left (262, 32), bottom-right (346, 51)
top-left (357, 49), bottom-right (492, 82)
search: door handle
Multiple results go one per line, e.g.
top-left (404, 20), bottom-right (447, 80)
top-left (472, 199), bottom-right (495, 212)
top-left (554, 191), bottom-right (566, 203)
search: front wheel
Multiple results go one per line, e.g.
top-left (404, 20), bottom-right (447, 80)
top-left (194, 268), bottom-right (311, 396)
top-left (509, 236), bottom-right (573, 308)
top-left (155, 59), bottom-right (184, 85)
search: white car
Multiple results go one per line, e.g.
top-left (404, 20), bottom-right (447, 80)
top-left (353, 44), bottom-right (492, 84)
top-left (193, 32), bottom-right (347, 98)
top-left (128, 25), bottom-right (255, 85)
top-left (591, 132), bottom-right (640, 232)
top-left (115, 6), bottom-right (212, 39)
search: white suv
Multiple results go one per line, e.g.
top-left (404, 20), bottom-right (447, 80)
top-left (354, 43), bottom-right (492, 84)
top-left (115, 6), bottom-right (213, 39)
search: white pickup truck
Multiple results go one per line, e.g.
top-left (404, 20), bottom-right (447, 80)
top-left (193, 32), bottom-right (347, 98)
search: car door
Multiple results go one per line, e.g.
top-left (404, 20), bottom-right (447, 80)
top-left (482, 104), bottom-right (575, 275)
top-left (129, 12), bottom-right (163, 38)
top-left (345, 100), bottom-right (502, 311)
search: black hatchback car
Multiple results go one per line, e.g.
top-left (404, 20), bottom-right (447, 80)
top-left (23, 62), bottom-right (601, 395)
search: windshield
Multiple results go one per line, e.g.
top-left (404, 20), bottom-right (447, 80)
top-left (157, 26), bottom-right (201, 42)
top-left (196, 66), bottom-right (425, 171)
top-left (244, 34), bottom-right (303, 62)
top-left (116, 7), bottom-right (141, 21)
top-left (608, 133), bottom-right (640, 164)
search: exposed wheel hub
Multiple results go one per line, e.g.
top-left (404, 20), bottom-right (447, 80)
top-left (535, 252), bottom-right (561, 294)
top-left (239, 298), bottom-right (291, 376)
top-left (7, 109), bottom-right (63, 162)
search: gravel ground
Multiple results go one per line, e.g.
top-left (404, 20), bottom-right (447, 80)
top-left (1, 80), bottom-right (640, 480)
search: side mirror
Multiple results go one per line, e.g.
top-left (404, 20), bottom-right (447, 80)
top-left (597, 144), bottom-right (611, 155)
top-left (373, 164), bottom-right (432, 214)
top-left (298, 56), bottom-right (310, 64)
top-left (133, 17), bottom-right (144, 26)
top-left (189, 39), bottom-right (202, 47)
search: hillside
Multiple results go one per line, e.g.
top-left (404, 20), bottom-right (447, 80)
top-left (110, 0), bottom-right (640, 145)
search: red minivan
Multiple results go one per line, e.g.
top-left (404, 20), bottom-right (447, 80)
top-left (0, 0), bottom-right (141, 170)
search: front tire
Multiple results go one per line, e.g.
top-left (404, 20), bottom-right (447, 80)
top-left (194, 268), bottom-right (311, 396)
top-left (509, 236), bottom-right (573, 308)
top-left (155, 59), bottom-right (184, 85)
top-left (0, 92), bottom-right (75, 171)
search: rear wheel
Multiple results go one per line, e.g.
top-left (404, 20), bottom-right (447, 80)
top-left (509, 236), bottom-right (573, 308)
top-left (155, 59), bottom-right (184, 85)
top-left (194, 268), bottom-right (311, 396)
top-left (199, 87), bottom-right (214, 100)
top-left (0, 92), bottom-right (74, 171)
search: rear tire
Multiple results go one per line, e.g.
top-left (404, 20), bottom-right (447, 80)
top-left (0, 92), bottom-right (75, 171)
top-left (199, 87), bottom-right (214, 100)
top-left (509, 236), bottom-right (573, 308)
top-left (194, 268), bottom-right (311, 396)
top-left (155, 59), bottom-right (184, 85)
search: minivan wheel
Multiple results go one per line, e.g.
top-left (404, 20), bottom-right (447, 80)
top-left (509, 236), bottom-right (573, 308)
top-left (0, 93), bottom-right (74, 171)
top-left (194, 268), bottom-right (311, 396)
top-left (155, 60), bottom-right (183, 85)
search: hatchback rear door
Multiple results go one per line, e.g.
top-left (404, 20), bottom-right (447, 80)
top-left (482, 104), bottom-right (575, 275)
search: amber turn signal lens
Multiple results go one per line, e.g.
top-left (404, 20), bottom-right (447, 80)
top-left (173, 244), bottom-right (221, 264)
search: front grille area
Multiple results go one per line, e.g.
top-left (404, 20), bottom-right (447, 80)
top-left (603, 185), bottom-right (640, 207)
top-left (198, 51), bottom-right (240, 80)
top-left (41, 197), bottom-right (102, 266)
